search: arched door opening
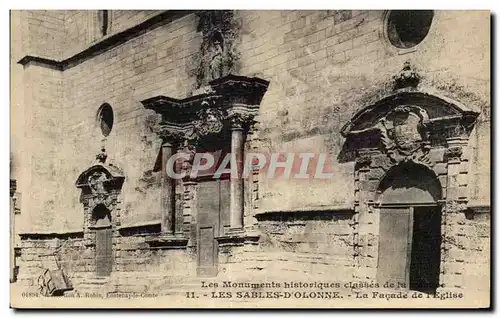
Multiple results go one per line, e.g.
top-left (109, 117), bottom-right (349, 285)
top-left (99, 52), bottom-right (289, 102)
top-left (377, 163), bottom-right (442, 294)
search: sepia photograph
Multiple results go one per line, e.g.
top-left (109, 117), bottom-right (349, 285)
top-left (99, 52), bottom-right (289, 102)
top-left (9, 7), bottom-right (491, 309)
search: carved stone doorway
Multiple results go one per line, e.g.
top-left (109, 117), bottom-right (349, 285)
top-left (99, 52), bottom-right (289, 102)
top-left (340, 88), bottom-right (479, 291)
top-left (76, 164), bottom-right (124, 278)
top-left (376, 163), bottom-right (442, 293)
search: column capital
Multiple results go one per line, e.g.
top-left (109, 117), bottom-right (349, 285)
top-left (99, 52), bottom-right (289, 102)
top-left (158, 127), bottom-right (185, 147)
top-left (228, 112), bottom-right (254, 132)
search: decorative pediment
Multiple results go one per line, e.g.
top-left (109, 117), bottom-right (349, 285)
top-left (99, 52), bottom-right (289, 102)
top-left (76, 164), bottom-right (125, 214)
top-left (340, 91), bottom-right (479, 164)
top-left (341, 91), bottom-right (478, 137)
top-left (75, 164), bottom-right (124, 191)
top-left (141, 74), bottom-right (269, 144)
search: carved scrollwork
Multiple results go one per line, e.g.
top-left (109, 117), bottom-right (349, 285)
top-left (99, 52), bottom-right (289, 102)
top-left (88, 171), bottom-right (107, 194)
top-left (348, 105), bottom-right (430, 164)
top-left (76, 164), bottom-right (124, 234)
top-left (193, 103), bottom-right (225, 137)
top-left (85, 171), bottom-right (116, 212)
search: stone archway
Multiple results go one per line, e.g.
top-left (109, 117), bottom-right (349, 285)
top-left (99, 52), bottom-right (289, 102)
top-left (376, 162), bottom-right (442, 293)
top-left (76, 164), bottom-right (124, 277)
top-left (340, 87), bottom-right (479, 292)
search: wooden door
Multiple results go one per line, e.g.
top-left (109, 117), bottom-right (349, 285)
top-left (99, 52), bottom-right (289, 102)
top-left (95, 227), bottom-right (113, 277)
top-left (377, 207), bottom-right (413, 289)
top-left (196, 178), bottom-right (230, 276)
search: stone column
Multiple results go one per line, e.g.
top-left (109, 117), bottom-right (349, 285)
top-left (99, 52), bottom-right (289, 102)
top-left (353, 150), bottom-right (379, 280)
top-left (229, 117), bottom-right (246, 231)
top-left (161, 141), bottom-right (175, 236)
top-left (441, 136), bottom-right (469, 290)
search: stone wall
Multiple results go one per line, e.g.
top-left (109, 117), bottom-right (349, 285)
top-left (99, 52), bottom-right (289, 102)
top-left (16, 236), bottom-right (88, 288)
top-left (443, 212), bottom-right (490, 295)
top-left (218, 212), bottom-right (356, 283)
top-left (63, 10), bottom-right (163, 58)
top-left (16, 233), bottom-right (196, 294)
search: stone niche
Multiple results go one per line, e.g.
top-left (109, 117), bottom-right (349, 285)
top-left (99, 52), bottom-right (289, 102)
top-left (340, 85), bottom-right (481, 291)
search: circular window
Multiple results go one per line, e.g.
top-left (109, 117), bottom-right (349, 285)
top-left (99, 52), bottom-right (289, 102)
top-left (97, 104), bottom-right (114, 137)
top-left (387, 10), bottom-right (434, 49)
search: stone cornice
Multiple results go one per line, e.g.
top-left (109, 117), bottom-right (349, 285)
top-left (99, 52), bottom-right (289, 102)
top-left (144, 235), bottom-right (189, 249)
top-left (215, 232), bottom-right (260, 246)
top-left (254, 205), bottom-right (355, 222)
top-left (141, 74), bottom-right (269, 143)
top-left (18, 10), bottom-right (194, 71)
top-left (19, 231), bottom-right (84, 240)
top-left (141, 75), bottom-right (269, 121)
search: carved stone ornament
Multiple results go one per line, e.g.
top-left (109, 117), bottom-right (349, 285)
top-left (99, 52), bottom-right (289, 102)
top-left (95, 147), bottom-right (108, 164)
top-left (445, 146), bottom-right (463, 161)
top-left (86, 172), bottom-right (113, 211)
top-left (141, 74), bottom-right (270, 172)
top-left (88, 171), bottom-right (107, 194)
top-left (346, 105), bottom-right (429, 162)
top-left (392, 61), bottom-right (421, 90)
top-left (192, 102), bottom-right (225, 137)
top-left (76, 164), bottom-right (125, 215)
top-left (195, 11), bottom-right (240, 87)
top-left (385, 105), bottom-right (429, 155)
top-left (155, 126), bottom-right (186, 146)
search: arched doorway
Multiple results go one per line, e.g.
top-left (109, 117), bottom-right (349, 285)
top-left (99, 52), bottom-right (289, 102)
top-left (76, 164), bottom-right (124, 278)
top-left (376, 162), bottom-right (442, 293)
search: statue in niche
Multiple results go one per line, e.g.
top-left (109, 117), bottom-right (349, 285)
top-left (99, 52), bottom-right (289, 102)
top-left (194, 10), bottom-right (240, 87)
top-left (208, 32), bottom-right (225, 81)
top-left (86, 171), bottom-right (115, 212)
top-left (88, 172), bottom-right (107, 195)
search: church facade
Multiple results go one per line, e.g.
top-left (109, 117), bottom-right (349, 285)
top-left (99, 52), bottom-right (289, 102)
top-left (10, 10), bottom-right (490, 299)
